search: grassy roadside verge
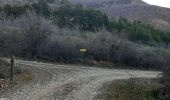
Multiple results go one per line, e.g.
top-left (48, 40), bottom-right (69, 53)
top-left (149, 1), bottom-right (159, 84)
top-left (0, 59), bottom-right (34, 92)
top-left (96, 78), bottom-right (161, 100)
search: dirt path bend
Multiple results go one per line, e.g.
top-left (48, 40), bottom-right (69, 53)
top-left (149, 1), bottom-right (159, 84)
top-left (0, 59), bottom-right (161, 100)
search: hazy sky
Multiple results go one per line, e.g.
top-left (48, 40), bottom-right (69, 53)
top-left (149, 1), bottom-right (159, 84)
top-left (142, 0), bottom-right (170, 8)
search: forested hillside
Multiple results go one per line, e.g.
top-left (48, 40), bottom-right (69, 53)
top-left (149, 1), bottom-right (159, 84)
top-left (69, 0), bottom-right (170, 31)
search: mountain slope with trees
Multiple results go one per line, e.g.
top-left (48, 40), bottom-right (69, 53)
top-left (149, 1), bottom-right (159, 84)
top-left (69, 0), bottom-right (170, 31)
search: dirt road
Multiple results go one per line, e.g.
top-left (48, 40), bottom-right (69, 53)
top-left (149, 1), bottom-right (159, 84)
top-left (0, 59), bottom-right (161, 100)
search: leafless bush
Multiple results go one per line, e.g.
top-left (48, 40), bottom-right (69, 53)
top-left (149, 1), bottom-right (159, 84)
top-left (0, 59), bottom-right (10, 79)
top-left (0, 13), bottom-right (170, 68)
top-left (160, 67), bottom-right (170, 100)
top-left (0, 13), bottom-right (57, 57)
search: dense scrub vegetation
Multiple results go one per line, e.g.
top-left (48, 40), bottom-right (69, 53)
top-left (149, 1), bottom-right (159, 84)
top-left (0, 0), bottom-right (169, 69)
top-left (160, 67), bottom-right (170, 100)
top-left (0, 14), bottom-right (170, 69)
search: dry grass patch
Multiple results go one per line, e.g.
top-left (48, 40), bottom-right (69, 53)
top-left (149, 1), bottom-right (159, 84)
top-left (98, 79), bottom-right (160, 100)
top-left (19, 72), bottom-right (34, 82)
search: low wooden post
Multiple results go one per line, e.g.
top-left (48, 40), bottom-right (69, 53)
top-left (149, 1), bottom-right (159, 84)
top-left (10, 56), bottom-right (15, 82)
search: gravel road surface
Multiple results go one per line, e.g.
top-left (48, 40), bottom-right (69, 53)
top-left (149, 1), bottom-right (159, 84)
top-left (0, 58), bottom-right (161, 100)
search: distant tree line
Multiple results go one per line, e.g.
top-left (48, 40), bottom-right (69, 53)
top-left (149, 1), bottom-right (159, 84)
top-left (0, 5), bottom-right (29, 18)
top-left (52, 5), bottom-right (109, 31)
top-left (109, 18), bottom-right (170, 44)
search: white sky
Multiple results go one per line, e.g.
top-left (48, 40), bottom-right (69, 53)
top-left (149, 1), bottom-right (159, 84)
top-left (142, 0), bottom-right (170, 8)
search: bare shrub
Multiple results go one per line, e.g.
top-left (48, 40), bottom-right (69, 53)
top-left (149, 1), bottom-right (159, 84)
top-left (0, 59), bottom-right (10, 79)
top-left (161, 67), bottom-right (170, 100)
top-left (0, 13), bottom-right (57, 57)
top-left (0, 12), bottom-right (170, 68)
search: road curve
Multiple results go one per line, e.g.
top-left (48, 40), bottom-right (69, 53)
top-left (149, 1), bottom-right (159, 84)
top-left (0, 58), bottom-right (161, 100)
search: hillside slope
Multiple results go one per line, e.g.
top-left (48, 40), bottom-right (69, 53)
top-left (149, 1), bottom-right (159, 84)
top-left (1, 0), bottom-right (170, 30)
top-left (69, 0), bottom-right (170, 31)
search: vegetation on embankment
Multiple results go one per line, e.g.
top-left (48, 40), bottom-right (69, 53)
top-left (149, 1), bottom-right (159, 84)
top-left (0, 59), bottom-right (23, 80)
top-left (97, 79), bottom-right (161, 100)
top-left (160, 67), bottom-right (170, 100)
top-left (0, 14), bottom-right (170, 69)
top-left (0, 59), bottom-right (34, 93)
top-left (0, 59), bottom-right (10, 79)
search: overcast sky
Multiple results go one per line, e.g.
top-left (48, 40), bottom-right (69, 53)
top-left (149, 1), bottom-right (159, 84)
top-left (142, 0), bottom-right (170, 8)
